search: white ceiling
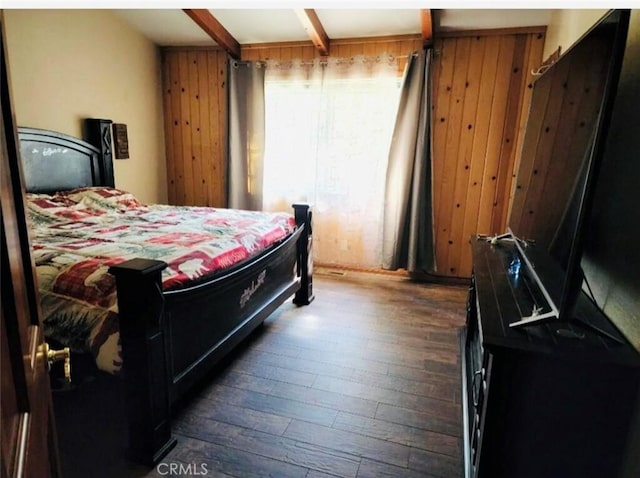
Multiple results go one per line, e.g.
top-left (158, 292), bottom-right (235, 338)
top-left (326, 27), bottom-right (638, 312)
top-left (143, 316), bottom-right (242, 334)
top-left (114, 9), bottom-right (554, 48)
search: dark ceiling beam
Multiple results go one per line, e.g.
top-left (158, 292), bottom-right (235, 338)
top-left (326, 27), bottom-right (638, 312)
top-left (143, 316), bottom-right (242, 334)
top-left (295, 9), bottom-right (330, 56)
top-left (183, 9), bottom-right (241, 59)
top-left (421, 9), bottom-right (433, 47)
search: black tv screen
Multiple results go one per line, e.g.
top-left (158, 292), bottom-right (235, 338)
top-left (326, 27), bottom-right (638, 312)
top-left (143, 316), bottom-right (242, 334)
top-left (507, 9), bottom-right (630, 328)
top-left (580, 12), bottom-right (640, 353)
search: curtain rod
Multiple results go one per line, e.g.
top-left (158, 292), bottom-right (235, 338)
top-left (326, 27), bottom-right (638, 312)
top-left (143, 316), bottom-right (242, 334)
top-left (231, 52), bottom-right (423, 69)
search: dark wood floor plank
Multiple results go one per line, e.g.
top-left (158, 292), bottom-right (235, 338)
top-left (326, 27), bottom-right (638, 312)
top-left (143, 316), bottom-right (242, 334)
top-left (213, 368), bottom-right (277, 394)
top-left (175, 414), bottom-right (361, 477)
top-left (387, 362), bottom-right (461, 384)
top-left (283, 419), bottom-right (411, 468)
top-left (275, 311), bottom-right (456, 344)
top-left (53, 271), bottom-right (468, 478)
top-left (348, 368), bottom-right (457, 402)
top-left (196, 383), bottom-right (339, 426)
top-left (333, 412), bottom-right (461, 457)
top-left (311, 375), bottom-right (460, 417)
top-left (230, 359), bottom-right (319, 387)
top-left (296, 347), bottom-right (391, 375)
top-left (375, 402), bottom-right (461, 436)
top-left (173, 435), bottom-right (311, 478)
top-left (235, 348), bottom-right (357, 381)
top-left (186, 394), bottom-right (292, 436)
top-left (270, 380), bottom-right (380, 418)
top-left (307, 470), bottom-right (348, 478)
top-left (363, 337), bottom-right (460, 364)
top-left (209, 365), bottom-right (380, 419)
top-left (408, 447), bottom-right (462, 477)
top-left (260, 323), bottom-right (372, 352)
top-left (356, 457), bottom-right (440, 478)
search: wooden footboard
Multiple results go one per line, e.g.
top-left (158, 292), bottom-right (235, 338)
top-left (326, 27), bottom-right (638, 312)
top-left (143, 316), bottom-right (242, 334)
top-left (109, 204), bottom-right (313, 465)
top-left (165, 226), bottom-right (302, 402)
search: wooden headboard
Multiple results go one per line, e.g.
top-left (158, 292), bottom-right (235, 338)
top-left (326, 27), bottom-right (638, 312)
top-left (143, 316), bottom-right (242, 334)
top-left (17, 127), bottom-right (113, 193)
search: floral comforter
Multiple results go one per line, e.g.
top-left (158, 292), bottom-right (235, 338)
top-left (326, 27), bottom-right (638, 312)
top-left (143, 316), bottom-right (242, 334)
top-left (27, 187), bottom-right (296, 374)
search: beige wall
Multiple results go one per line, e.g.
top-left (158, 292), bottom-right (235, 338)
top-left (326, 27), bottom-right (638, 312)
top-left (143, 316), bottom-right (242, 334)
top-left (3, 9), bottom-right (167, 204)
top-left (543, 9), bottom-right (609, 59)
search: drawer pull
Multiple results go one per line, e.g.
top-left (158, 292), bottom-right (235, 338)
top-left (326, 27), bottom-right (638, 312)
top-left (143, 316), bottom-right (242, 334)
top-left (472, 369), bottom-right (484, 407)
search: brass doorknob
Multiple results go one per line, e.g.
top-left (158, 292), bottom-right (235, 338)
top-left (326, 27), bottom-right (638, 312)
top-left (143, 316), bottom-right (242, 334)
top-left (40, 343), bottom-right (72, 384)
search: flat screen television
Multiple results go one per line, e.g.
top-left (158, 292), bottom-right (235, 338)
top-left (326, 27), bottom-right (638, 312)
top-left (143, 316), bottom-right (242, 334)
top-left (505, 9), bottom-right (630, 334)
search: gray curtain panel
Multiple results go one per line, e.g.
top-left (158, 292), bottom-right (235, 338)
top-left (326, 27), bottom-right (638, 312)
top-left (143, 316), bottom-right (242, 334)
top-left (381, 49), bottom-right (435, 273)
top-left (228, 60), bottom-right (266, 210)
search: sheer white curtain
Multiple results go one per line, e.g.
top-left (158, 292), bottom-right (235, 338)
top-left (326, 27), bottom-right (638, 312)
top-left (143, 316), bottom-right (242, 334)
top-left (263, 55), bottom-right (402, 267)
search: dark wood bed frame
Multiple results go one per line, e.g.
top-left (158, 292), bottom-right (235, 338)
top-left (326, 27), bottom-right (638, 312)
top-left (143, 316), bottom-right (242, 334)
top-left (18, 126), bottom-right (314, 465)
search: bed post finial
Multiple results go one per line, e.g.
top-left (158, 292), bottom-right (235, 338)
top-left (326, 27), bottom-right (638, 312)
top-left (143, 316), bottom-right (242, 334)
top-left (292, 203), bottom-right (314, 305)
top-left (84, 118), bottom-right (115, 188)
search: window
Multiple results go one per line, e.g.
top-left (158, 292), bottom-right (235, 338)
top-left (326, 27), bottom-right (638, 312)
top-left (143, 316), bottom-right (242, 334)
top-left (263, 57), bottom-right (402, 267)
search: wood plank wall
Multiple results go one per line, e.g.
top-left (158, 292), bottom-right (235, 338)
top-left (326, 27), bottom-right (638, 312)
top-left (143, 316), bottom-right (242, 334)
top-left (162, 49), bottom-right (227, 206)
top-left (432, 30), bottom-right (545, 278)
top-left (508, 28), bottom-right (611, 251)
top-left (160, 30), bottom-right (545, 278)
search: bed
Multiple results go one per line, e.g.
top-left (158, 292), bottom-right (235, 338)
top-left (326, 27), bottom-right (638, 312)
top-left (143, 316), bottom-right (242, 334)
top-left (18, 126), bottom-right (314, 465)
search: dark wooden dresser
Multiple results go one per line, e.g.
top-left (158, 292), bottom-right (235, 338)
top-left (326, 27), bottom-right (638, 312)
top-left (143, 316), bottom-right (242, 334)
top-left (461, 238), bottom-right (640, 478)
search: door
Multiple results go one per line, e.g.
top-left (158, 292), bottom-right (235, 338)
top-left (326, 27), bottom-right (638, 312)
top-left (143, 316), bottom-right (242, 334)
top-left (0, 14), bottom-right (61, 478)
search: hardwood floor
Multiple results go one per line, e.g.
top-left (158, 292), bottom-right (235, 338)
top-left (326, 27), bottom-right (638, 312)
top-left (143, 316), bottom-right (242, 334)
top-left (53, 269), bottom-right (468, 478)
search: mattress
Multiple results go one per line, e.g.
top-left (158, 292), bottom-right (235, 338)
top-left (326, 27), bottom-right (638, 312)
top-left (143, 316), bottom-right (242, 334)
top-left (27, 187), bottom-right (296, 373)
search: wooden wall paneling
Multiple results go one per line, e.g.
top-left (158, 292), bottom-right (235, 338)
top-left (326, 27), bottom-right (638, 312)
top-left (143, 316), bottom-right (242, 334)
top-left (188, 51), bottom-right (205, 206)
top-left (279, 45), bottom-right (293, 64)
top-left (509, 83), bottom-right (551, 235)
top-left (506, 32), bottom-right (545, 223)
top-left (533, 43), bottom-right (595, 244)
top-left (401, 38), bottom-right (418, 54)
top-left (301, 45), bottom-right (316, 61)
top-left (178, 51), bottom-right (195, 206)
top-left (491, 34), bottom-right (528, 235)
top-left (443, 36), bottom-right (485, 277)
top-left (528, 33), bottom-right (609, 247)
top-left (475, 36), bottom-right (516, 237)
top-left (290, 45), bottom-right (303, 62)
top-left (196, 51), bottom-right (212, 206)
top-left (363, 41), bottom-right (377, 58)
top-left (517, 55), bottom-right (573, 238)
top-left (430, 31), bottom-right (544, 278)
top-left (550, 35), bottom-right (610, 203)
top-left (373, 41), bottom-right (390, 57)
top-left (162, 53), bottom-right (176, 205)
top-left (161, 49), bottom-right (227, 207)
top-left (431, 38), bottom-right (455, 274)
top-left (242, 48), bottom-right (257, 61)
top-left (333, 43), bottom-right (348, 58)
top-left (214, 51), bottom-right (227, 207)
top-left (349, 42), bottom-right (364, 57)
top-left (457, 35), bottom-right (501, 276)
top-left (160, 33), bottom-right (544, 276)
top-left (508, 63), bottom-right (552, 235)
top-left (430, 41), bottom-right (441, 105)
top-left (338, 43), bottom-right (362, 58)
top-left (434, 37), bottom-right (471, 276)
top-left (168, 52), bottom-right (186, 205)
top-left (205, 51), bottom-right (222, 207)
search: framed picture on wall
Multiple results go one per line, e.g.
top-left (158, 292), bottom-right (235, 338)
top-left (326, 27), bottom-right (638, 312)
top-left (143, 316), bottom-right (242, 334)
top-left (112, 123), bottom-right (129, 159)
